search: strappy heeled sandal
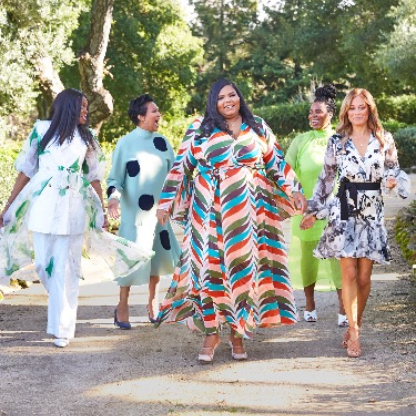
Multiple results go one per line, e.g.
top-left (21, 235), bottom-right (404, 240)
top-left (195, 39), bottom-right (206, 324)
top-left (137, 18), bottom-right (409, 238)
top-left (228, 340), bottom-right (248, 361)
top-left (198, 337), bottom-right (221, 364)
top-left (341, 327), bottom-right (350, 349)
top-left (346, 328), bottom-right (362, 358)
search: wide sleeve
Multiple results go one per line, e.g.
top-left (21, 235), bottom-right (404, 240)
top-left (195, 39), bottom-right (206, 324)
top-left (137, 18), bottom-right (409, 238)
top-left (284, 134), bottom-right (302, 173)
top-left (158, 118), bottom-right (200, 224)
top-left (383, 131), bottom-right (410, 198)
top-left (83, 135), bottom-right (106, 183)
top-left (106, 139), bottom-right (127, 201)
top-left (261, 119), bottom-right (302, 196)
top-left (306, 135), bottom-right (338, 219)
top-left (14, 123), bottom-right (42, 178)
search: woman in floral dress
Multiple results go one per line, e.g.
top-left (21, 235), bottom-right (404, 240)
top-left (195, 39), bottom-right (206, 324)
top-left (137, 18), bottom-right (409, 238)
top-left (301, 88), bottom-right (409, 358)
top-left (156, 79), bottom-right (306, 363)
top-left (0, 89), bottom-right (152, 348)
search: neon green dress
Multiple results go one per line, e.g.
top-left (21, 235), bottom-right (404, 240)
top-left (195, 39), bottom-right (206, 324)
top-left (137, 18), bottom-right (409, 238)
top-left (285, 128), bottom-right (341, 291)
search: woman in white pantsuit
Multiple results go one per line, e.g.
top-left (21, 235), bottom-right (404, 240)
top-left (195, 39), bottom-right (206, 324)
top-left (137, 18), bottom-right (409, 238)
top-left (0, 89), bottom-right (153, 348)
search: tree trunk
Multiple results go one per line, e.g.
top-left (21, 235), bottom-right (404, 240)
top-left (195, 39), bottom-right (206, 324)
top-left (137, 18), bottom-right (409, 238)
top-left (32, 55), bottom-right (65, 118)
top-left (79, 0), bottom-right (115, 133)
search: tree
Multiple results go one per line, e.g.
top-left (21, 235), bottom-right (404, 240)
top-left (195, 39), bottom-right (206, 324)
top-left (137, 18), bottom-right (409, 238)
top-left (0, 0), bottom-right (114, 132)
top-left (0, 0), bottom-right (202, 140)
top-left (78, 0), bottom-right (115, 130)
top-left (0, 0), bottom-right (84, 123)
top-left (78, 0), bottom-right (203, 140)
top-left (188, 0), bottom-right (258, 111)
top-left (376, 0), bottom-right (416, 90)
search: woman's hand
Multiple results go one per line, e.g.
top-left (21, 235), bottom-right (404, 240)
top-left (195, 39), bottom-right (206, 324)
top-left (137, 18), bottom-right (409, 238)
top-left (300, 213), bottom-right (316, 230)
top-left (156, 209), bottom-right (170, 226)
top-left (292, 192), bottom-right (307, 214)
top-left (103, 214), bottom-right (110, 231)
top-left (386, 176), bottom-right (397, 189)
top-left (107, 198), bottom-right (121, 220)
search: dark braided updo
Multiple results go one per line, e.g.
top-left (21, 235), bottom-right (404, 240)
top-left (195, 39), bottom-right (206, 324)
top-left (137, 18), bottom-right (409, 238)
top-left (314, 84), bottom-right (337, 115)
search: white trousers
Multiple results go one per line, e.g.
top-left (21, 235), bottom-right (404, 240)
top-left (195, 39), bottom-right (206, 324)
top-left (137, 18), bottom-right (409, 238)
top-left (33, 232), bottom-right (83, 339)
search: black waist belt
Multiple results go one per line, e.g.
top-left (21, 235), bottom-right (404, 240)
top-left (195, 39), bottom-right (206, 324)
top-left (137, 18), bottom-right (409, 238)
top-left (336, 181), bottom-right (381, 220)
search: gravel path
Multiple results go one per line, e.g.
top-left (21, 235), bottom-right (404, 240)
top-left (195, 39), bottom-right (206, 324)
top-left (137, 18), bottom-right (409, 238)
top-left (1, 178), bottom-right (415, 416)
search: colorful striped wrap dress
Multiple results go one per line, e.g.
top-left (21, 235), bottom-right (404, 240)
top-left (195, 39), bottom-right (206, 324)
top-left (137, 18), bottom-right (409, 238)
top-left (156, 116), bottom-right (303, 338)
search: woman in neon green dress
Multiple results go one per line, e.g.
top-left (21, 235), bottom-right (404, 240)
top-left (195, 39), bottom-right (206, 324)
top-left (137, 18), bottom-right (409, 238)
top-left (286, 85), bottom-right (346, 326)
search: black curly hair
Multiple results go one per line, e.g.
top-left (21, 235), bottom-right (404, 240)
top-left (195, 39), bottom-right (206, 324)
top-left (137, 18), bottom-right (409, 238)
top-left (198, 79), bottom-right (263, 138)
top-left (314, 84), bottom-right (337, 115)
top-left (40, 88), bottom-right (95, 151)
top-left (128, 94), bottom-right (154, 125)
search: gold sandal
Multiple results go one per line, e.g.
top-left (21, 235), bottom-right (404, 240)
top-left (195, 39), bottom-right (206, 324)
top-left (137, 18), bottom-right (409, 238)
top-left (346, 328), bottom-right (362, 358)
top-left (341, 328), bottom-right (350, 349)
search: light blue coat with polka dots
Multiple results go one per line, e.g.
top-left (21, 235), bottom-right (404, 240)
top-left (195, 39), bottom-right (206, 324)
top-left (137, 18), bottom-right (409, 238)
top-left (107, 127), bottom-right (180, 285)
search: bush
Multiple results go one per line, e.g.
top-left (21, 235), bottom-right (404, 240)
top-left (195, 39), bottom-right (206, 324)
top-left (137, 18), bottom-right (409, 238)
top-left (377, 95), bottom-right (416, 126)
top-left (395, 201), bottom-right (416, 284)
top-left (394, 126), bottom-right (416, 169)
top-left (254, 102), bottom-right (310, 137)
top-left (0, 140), bottom-right (21, 210)
top-left (382, 119), bottom-right (408, 134)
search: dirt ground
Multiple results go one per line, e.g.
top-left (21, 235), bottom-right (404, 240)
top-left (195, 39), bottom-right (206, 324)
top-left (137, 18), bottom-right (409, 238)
top-left (1, 182), bottom-right (416, 416)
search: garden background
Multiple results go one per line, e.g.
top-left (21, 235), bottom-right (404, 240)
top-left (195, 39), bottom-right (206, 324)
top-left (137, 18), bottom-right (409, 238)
top-left (1, 0), bottom-right (416, 265)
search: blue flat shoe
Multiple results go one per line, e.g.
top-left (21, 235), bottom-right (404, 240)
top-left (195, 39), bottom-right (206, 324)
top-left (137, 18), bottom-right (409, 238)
top-left (114, 308), bottom-right (132, 330)
top-left (147, 305), bottom-right (159, 323)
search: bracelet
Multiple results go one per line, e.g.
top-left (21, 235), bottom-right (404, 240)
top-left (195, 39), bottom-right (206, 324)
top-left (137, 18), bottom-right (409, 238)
top-left (5, 201), bottom-right (11, 207)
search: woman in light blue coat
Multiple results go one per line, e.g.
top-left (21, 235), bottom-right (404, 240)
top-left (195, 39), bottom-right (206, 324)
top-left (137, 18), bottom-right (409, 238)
top-left (107, 95), bottom-right (180, 328)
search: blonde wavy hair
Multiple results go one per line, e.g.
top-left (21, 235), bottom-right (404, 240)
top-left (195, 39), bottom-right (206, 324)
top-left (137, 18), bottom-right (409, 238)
top-left (336, 88), bottom-right (385, 148)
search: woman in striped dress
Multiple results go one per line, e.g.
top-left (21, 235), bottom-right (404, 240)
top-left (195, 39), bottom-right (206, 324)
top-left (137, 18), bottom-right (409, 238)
top-left (156, 79), bottom-right (306, 363)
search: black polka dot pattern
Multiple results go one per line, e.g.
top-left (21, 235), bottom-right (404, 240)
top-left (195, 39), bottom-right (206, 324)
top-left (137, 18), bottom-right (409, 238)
top-left (138, 194), bottom-right (154, 211)
top-left (126, 160), bottom-right (140, 177)
top-left (153, 136), bottom-right (167, 152)
top-left (159, 230), bottom-right (171, 250)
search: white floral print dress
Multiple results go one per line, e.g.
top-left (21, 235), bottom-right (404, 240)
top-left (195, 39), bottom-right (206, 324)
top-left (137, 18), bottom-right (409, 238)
top-left (307, 131), bottom-right (409, 264)
top-left (0, 120), bottom-right (153, 285)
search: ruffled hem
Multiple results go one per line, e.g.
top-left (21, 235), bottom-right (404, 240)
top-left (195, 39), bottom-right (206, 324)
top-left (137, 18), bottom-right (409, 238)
top-left (313, 246), bottom-right (391, 265)
top-left (0, 177), bottom-right (154, 286)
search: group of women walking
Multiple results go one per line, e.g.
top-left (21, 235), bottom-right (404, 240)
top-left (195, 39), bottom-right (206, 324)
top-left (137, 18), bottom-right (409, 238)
top-left (0, 79), bottom-right (409, 360)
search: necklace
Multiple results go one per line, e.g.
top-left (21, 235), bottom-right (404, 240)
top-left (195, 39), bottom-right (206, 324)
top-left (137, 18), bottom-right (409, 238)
top-left (351, 135), bottom-right (369, 147)
top-left (227, 116), bottom-right (242, 127)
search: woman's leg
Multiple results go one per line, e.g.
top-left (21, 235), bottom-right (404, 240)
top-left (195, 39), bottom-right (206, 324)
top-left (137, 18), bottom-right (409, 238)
top-left (33, 233), bottom-right (82, 340)
top-left (148, 275), bottom-right (160, 320)
top-left (230, 328), bottom-right (246, 354)
top-left (356, 258), bottom-right (373, 326)
top-left (336, 289), bottom-right (346, 315)
top-left (116, 286), bottom-right (131, 322)
top-left (340, 258), bottom-right (359, 330)
top-left (300, 240), bottom-right (318, 313)
top-left (304, 283), bottom-right (316, 313)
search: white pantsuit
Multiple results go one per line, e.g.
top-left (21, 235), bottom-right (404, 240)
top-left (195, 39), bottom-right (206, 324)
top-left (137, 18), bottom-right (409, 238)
top-left (0, 120), bottom-right (154, 341)
top-left (33, 233), bottom-right (83, 338)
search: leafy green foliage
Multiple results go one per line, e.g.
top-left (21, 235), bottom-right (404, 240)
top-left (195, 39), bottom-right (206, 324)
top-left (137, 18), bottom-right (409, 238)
top-left (393, 127), bottom-right (416, 169)
top-left (0, 0), bottom-right (88, 116)
top-left (395, 201), bottom-right (416, 270)
top-left (255, 102), bottom-right (313, 136)
top-left (0, 140), bottom-right (20, 210)
top-left (376, 0), bottom-right (416, 90)
top-left (60, 0), bottom-right (203, 143)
